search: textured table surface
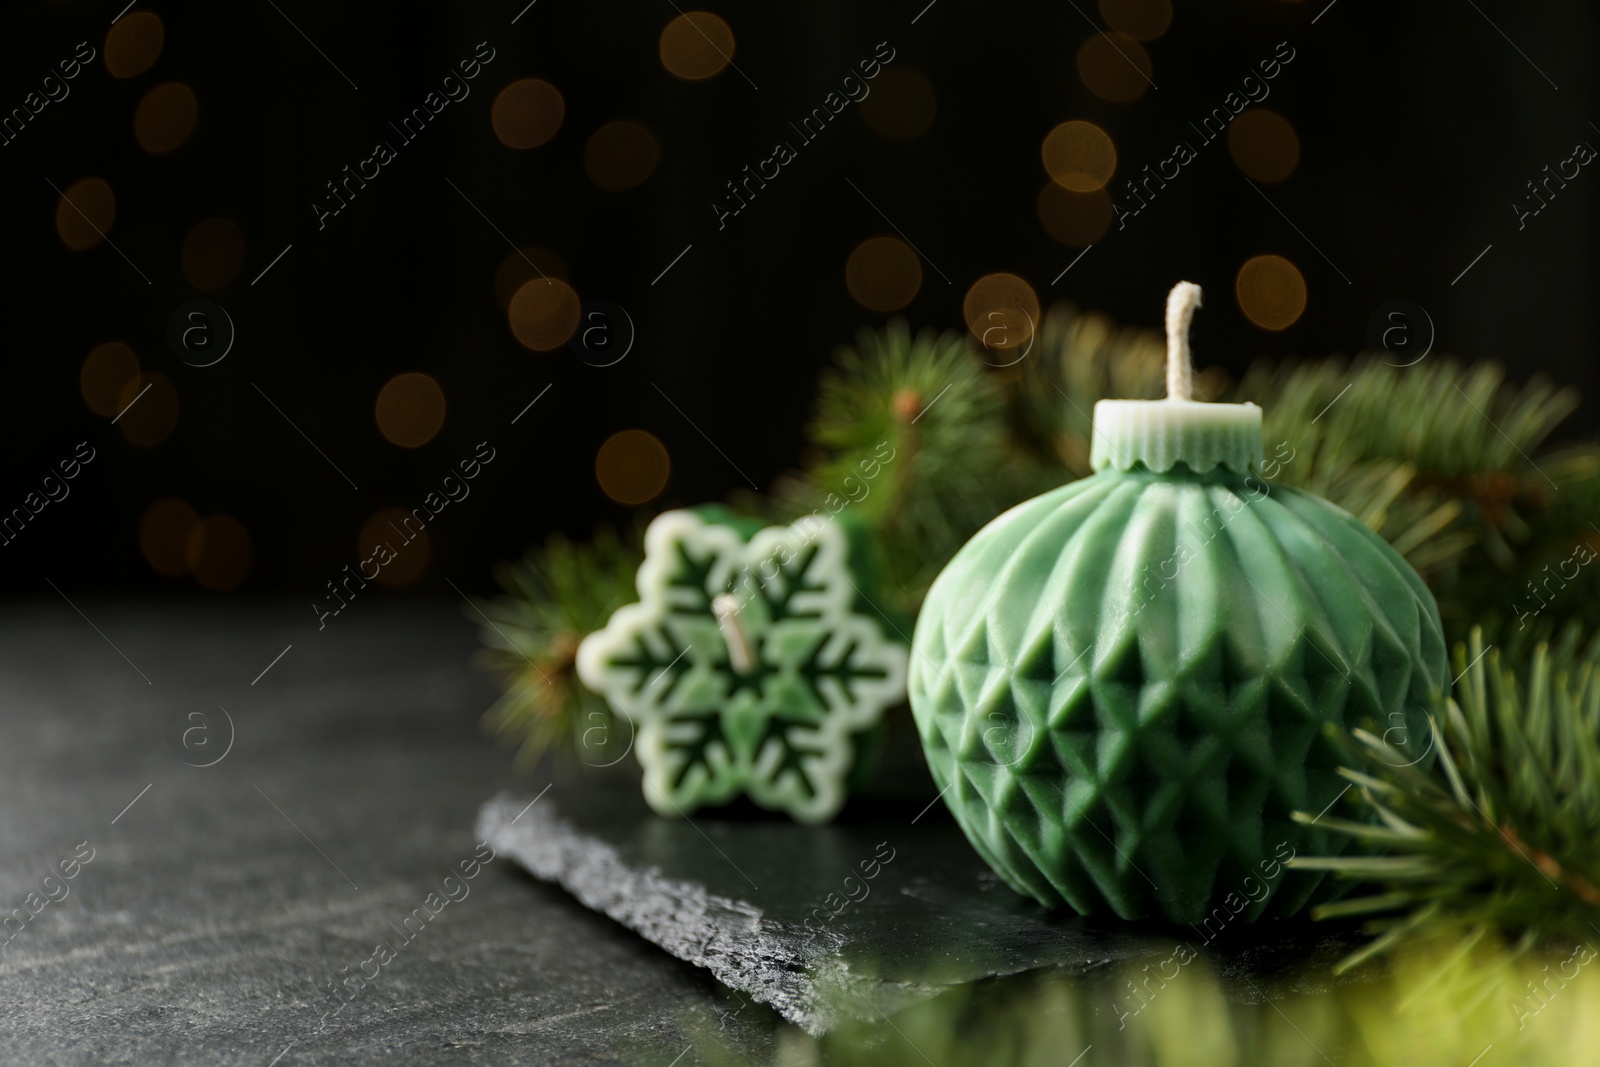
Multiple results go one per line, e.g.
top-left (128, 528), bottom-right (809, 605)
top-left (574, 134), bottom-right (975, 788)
top-left (0, 602), bottom-right (774, 1066)
top-left (0, 601), bottom-right (1372, 1066)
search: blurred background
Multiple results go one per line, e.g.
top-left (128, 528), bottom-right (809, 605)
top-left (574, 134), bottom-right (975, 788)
top-left (2, 0), bottom-right (1595, 598)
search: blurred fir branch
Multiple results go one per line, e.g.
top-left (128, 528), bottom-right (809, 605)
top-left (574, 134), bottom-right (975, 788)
top-left (1005, 301), bottom-right (1193, 477)
top-left (1236, 357), bottom-right (1600, 647)
top-left (472, 525), bottom-right (642, 767)
top-left (783, 318), bottom-right (1018, 615)
top-left (631, 934), bottom-right (1600, 1067)
top-left (1291, 630), bottom-right (1600, 972)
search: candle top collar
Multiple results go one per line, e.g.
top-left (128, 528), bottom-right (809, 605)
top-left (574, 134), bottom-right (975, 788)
top-left (1089, 281), bottom-right (1263, 475)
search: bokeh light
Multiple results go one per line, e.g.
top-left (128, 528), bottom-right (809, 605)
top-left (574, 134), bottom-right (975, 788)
top-left (963, 273), bottom-right (1041, 358)
top-left (860, 68), bottom-right (937, 140)
top-left (1037, 182), bottom-right (1113, 246)
top-left (1228, 108), bottom-right (1301, 183)
top-left (358, 509), bottom-right (431, 587)
top-left (186, 515), bottom-right (252, 592)
top-left (180, 218), bottom-right (245, 291)
top-left (495, 247), bottom-right (569, 310)
top-left (104, 12), bottom-right (164, 78)
top-left (508, 278), bottom-right (581, 351)
top-left (375, 372), bottom-right (447, 448)
top-left (81, 342), bottom-right (141, 417)
top-left (1098, 0), bottom-right (1173, 40)
top-left (491, 79), bottom-right (564, 149)
top-left (596, 430), bottom-right (670, 505)
top-left (139, 497), bottom-right (198, 578)
top-left (1236, 254), bottom-right (1307, 331)
top-left (116, 372), bottom-right (179, 447)
top-left (1042, 120), bottom-right (1117, 192)
top-left (659, 12), bottom-right (736, 81)
top-left (134, 82), bottom-right (197, 153)
top-left (1076, 33), bottom-right (1152, 103)
top-left (56, 177), bottom-right (116, 251)
top-left (584, 120), bottom-right (660, 192)
top-left (845, 236), bottom-right (923, 312)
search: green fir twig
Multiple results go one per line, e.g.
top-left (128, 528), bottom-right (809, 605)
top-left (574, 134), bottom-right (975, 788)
top-left (473, 525), bottom-right (642, 768)
top-left (1291, 629), bottom-right (1600, 971)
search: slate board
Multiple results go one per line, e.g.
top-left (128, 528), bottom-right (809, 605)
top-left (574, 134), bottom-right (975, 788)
top-left (477, 769), bottom-right (1372, 1036)
top-left (0, 603), bottom-right (776, 1066)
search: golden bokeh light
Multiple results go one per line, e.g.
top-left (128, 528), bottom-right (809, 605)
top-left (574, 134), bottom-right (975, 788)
top-left (81, 342), bottom-right (141, 417)
top-left (139, 497), bottom-right (198, 578)
top-left (659, 12), bottom-right (736, 81)
top-left (1228, 108), bottom-right (1301, 183)
top-left (180, 218), bottom-right (245, 291)
top-left (495, 247), bottom-right (569, 310)
top-left (105, 12), bottom-right (164, 78)
top-left (584, 120), bottom-right (660, 192)
top-left (56, 177), bottom-right (116, 252)
top-left (845, 236), bottom-right (923, 312)
top-left (358, 509), bottom-right (431, 587)
top-left (134, 82), bottom-right (197, 153)
top-left (1042, 120), bottom-right (1117, 192)
top-left (1236, 254), bottom-right (1307, 331)
top-left (491, 78), bottom-right (564, 149)
top-left (1098, 0), bottom-right (1173, 40)
top-left (1077, 32), bottom-right (1152, 103)
top-left (508, 277), bottom-right (581, 351)
top-left (116, 372), bottom-right (179, 447)
top-left (963, 273), bottom-right (1041, 358)
top-left (860, 68), bottom-right (937, 140)
top-left (186, 515), bottom-right (252, 592)
top-left (374, 372), bottom-right (447, 448)
top-left (1037, 182), bottom-right (1113, 247)
top-left (596, 430), bottom-right (670, 506)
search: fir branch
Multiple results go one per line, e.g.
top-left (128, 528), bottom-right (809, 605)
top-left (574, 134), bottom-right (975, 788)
top-left (473, 525), bottom-right (643, 768)
top-left (1006, 301), bottom-right (1176, 477)
top-left (1238, 356), bottom-right (1600, 644)
top-left (1291, 630), bottom-right (1600, 972)
top-left (788, 319), bottom-right (1019, 614)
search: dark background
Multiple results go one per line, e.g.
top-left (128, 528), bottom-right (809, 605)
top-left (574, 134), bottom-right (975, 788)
top-left (2, 0), bottom-right (1595, 600)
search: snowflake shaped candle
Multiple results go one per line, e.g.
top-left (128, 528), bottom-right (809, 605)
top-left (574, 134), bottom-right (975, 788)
top-left (577, 508), bottom-right (909, 824)
top-left (909, 282), bottom-right (1448, 923)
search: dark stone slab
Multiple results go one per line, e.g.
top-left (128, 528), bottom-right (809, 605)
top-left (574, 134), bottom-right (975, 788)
top-left (0, 603), bottom-right (774, 1066)
top-left (478, 768), bottom-right (1371, 1036)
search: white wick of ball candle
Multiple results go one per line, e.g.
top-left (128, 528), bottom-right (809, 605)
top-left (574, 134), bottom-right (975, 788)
top-left (1087, 280), bottom-right (1259, 474)
top-left (1165, 281), bottom-right (1203, 402)
top-left (712, 593), bottom-right (755, 673)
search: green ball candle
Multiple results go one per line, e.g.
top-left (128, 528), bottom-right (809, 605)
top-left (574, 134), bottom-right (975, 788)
top-left (908, 282), bottom-right (1448, 924)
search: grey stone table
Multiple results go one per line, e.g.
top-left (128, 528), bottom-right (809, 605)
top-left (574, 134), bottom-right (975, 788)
top-left (0, 602), bottom-right (776, 1066)
top-left (0, 601), bottom-right (1369, 1066)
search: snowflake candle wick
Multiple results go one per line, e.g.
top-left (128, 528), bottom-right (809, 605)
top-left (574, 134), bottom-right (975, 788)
top-left (711, 592), bottom-right (756, 674)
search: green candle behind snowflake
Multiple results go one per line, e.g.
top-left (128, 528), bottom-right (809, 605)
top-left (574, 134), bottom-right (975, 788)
top-left (577, 508), bottom-right (908, 824)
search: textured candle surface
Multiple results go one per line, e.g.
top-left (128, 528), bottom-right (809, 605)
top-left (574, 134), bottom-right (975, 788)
top-left (908, 463), bottom-right (1448, 923)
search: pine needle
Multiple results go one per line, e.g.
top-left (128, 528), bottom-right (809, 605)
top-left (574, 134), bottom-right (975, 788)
top-left (1294, 630), bottom-right (1600, 966)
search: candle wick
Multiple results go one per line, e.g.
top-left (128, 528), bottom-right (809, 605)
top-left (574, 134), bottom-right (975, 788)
top-left (1165, 281), bottom-right (1203, 401)
top-left (712, 593), bottom-right (755, 674)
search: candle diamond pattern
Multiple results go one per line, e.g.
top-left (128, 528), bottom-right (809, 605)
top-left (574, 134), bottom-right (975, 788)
top-left (579, 510), bottom-right (909, 824)
top-left (910, 468), bottom-right (1448, 923)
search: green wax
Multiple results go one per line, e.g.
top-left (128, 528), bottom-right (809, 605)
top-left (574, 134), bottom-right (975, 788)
top-left (908, 461), bottom-right (1448, 923)
top-left (578, 508), bottom-right (909, 825)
